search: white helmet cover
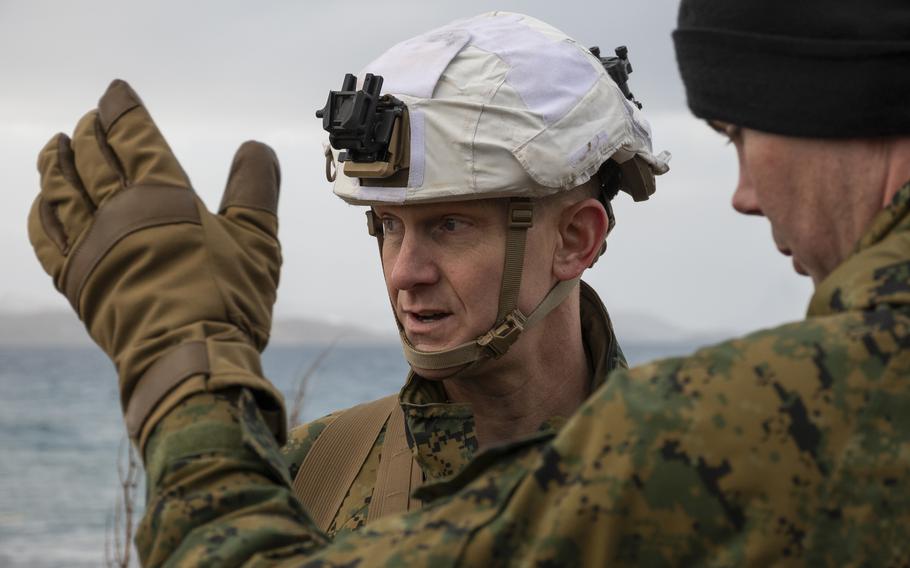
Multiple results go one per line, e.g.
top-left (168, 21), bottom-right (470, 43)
top-left (332, 11), bottom-right (670, 205)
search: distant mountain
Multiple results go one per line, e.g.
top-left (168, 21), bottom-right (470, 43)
top-left (270, 318), bottom-right (397, 345)
top-left (0, 310), bottom-right (728, 347)
top-left (0, 311), bottom-right (94, 346)
top-left (608, 310), bottom-right (731, 345)
top-left (0, 311), bottom-right (396, 346)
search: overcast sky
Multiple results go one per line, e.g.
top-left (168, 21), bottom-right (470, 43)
top-left (0, 0), bottom-right (814, 337)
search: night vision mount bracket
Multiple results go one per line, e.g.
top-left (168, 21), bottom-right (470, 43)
top-left (315, 73), bottom-right (408, 179)
top-left (590, 45), bottom-right (642, 109)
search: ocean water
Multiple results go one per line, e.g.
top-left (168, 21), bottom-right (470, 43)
top-left (0, 341), bottom-right (699, 566)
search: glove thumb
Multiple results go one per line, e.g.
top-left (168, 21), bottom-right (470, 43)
top-left (218, 141), bottom-right (281, 239)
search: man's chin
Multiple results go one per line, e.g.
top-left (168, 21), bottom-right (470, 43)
top-left (402, 326), bottom-right (490, 379)
top-left (793, 257), bottom-right (809, 276)
top-left (405, 329), bottom-right (474, 355)
top-left (403, 336), bottom-right (469, 380)
top-left (409, 363), bottom-right (469, 381)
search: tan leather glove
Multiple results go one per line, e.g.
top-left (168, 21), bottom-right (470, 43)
top-left (28, 80), bottom-right (286, 451)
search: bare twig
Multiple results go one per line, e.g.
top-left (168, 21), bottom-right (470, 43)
top-left (288, 336), bottom-right (342, 428)
top-left (105, 437), bottom-right (140, 568)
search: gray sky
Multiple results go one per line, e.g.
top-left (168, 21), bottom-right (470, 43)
top-left (0, 0), bottom-right (813, 336)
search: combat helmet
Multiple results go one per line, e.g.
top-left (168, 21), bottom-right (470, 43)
top-left (318, 12), bottom-right (670, 374)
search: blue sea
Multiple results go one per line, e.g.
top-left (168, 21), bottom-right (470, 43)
top-left (0, 342), bottom-right (699, 567)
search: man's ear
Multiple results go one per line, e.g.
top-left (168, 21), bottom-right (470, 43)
top-left (552, 198), bottom-right (610, 281)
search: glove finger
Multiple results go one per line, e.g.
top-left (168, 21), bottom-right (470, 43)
top-left (73, 80), bottom-right (190, 206)
top-left (71, 108), bottom-right (127, 207)
top-left (99, 80), bottom-right (190, 189)
top-left (36, 133), bottom-right (96, 251)
top-left (27, 196), bottom-right (65, 290)
top-left (218, 140), bottom-right (281, 241)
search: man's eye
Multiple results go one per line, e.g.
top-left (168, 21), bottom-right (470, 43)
top-left (709, 120), bottom-right (742, 144)
top-left (381, 218), bottom-right (401, 234)
top-left (440, 217), bottom-right (463, 232)
top-left (724, 125), bottom-right (742, 144)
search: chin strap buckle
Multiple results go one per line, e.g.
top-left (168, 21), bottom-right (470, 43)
top-left (477, 310), bottom-right (527, 358)
top-left (508, 199), bottom-right (534, 229)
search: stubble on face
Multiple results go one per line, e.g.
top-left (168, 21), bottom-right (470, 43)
top-left (375, 200), bottom-right (507, 356)
top-left (716, 122), bottom-right (888, 284)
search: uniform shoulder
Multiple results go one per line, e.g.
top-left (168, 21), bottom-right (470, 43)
top-left (623, 314), bottom-right (847, 383)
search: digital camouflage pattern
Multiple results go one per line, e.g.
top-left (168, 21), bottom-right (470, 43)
top-left (280, 282), bottom-right (626, 537)
top-left (137, 182), bottom-right (910, 566)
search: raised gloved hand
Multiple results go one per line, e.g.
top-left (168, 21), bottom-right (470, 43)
top-left (28, 80), bottom-right (286, 451)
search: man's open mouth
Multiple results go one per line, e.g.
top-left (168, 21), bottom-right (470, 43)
top-left (413, 312), bottom-right (449, 323)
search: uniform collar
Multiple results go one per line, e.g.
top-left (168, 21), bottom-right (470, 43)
top-left (809, 181), bottom-right (910, 317)
top-left (398, 280), bottom-right (625, 481)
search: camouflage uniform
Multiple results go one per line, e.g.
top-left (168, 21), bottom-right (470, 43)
top-left (138, 183), bottom-right (910, 566)
top-left (280, 281), bottom-right (627, 537)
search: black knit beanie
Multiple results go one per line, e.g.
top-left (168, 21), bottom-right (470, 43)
top-left (673, 0), bottom-right (910, 137)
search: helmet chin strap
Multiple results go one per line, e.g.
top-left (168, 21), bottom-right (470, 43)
top-left (399, 277), bottom-right (580, 372)
top-left (367, 198), bottom-right (581, 376)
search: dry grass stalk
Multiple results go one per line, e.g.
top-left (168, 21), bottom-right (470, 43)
top-left (288, 336), bottom-right (341, 428)
top-left (105, 437), bottom-right (140, 568)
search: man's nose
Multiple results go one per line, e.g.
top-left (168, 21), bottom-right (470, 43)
top-left (731, 174), bottom-right (763, 216)
top-left (386, 233), bottom-right (439, 291)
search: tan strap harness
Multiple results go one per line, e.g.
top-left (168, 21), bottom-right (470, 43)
top-left (367, 400), bottom-right (422, 522)
top-left (292, 394), bottom-right (422, 533)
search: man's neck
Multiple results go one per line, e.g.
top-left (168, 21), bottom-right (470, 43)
top-left (441, 300), bottom-right (591, 448)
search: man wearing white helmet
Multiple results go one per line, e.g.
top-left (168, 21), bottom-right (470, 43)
top-left (28, 2), bottom-right (910, 564)
top-left (281, 12), bottom-right (670, 536)
top-left (26, 12), bottom-right (671, 565)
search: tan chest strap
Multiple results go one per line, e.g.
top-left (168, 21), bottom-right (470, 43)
top-left (292, 394), bottom-right (422, 533)
top-left (367, 401), bottom-right (423, 523)
top-left (293, 395), bottom-right (396, 532)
